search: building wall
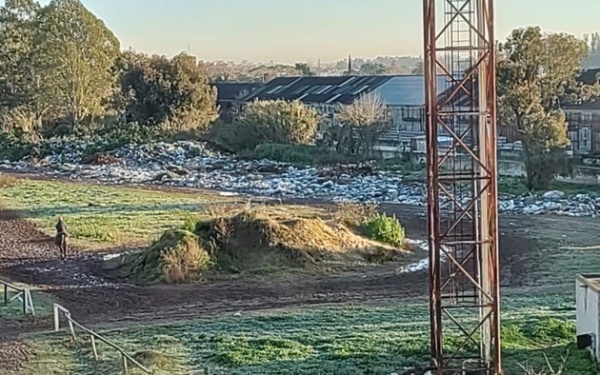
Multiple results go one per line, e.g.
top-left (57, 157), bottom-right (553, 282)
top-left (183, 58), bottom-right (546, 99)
top-left (387, 105), bottom-right (425, 133)
top-left (308, 102), bottom-right (425, 138)
top-left (566, 109), bottom-right (600, 156)
top-left (576, 276), bottom-right (600, 360)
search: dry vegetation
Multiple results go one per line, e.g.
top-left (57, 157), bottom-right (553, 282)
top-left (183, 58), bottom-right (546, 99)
top-left (114, 203), bottom-right (411, 283)
top-left (0, 173), bottom-right (19, 188)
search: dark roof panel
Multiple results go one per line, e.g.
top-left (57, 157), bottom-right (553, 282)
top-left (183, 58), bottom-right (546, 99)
top-left (374, 75), bottom-right (446, 106)
top-left (243, 75), bottom-right (394, 104)
top-left (212, 83), bottom-right (261, 101)
top-left (577, 68), bottom-right (600, 85)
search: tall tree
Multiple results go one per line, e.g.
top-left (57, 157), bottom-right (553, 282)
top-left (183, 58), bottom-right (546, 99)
top-left (583, 32), bottom-right (600, 68)
top-left (36, 0), bottom-right (120, 125)
top-left (497, 27), bottom-right (598, 190)
top-left (0, 0), bottom-right (44, 135)
top-left (118, 51), bottom-right (218, 130)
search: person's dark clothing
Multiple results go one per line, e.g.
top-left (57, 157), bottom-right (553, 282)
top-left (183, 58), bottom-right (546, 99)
top-left (55, 220), bottom-right (68, 260)
top-left (56, 220), bottom-right (67, 235)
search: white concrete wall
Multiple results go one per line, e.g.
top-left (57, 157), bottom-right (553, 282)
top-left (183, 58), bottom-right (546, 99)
top-left (576, 276), bottom-right (600, 359)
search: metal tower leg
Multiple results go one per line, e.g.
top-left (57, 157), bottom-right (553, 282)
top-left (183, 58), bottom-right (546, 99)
top-left (423, 0), bottom-right (501, 374)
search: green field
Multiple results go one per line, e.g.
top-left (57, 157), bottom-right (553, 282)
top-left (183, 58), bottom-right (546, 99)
top-left (0, 178), bottom-right (235, 249)
top-left (13, 295), bottom-right (598, 375)
top-left (2, 177), bottom-right (600, 374)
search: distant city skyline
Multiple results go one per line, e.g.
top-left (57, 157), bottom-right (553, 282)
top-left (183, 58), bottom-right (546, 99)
top-left (15, 0), bottom-right (600, 63)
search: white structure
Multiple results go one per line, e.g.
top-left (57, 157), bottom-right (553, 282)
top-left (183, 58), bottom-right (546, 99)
top-left (576, 274), bottom-right (600, 359)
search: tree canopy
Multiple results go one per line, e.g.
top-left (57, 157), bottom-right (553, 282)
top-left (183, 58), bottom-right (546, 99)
top-left (36, 0), bottom-right (121, 124)
top-left (497, 27), bottom-right (599, 189)
top-left (0, 0), bottom-right (218, 138)
top-left (118, 51), bottom-right (218, 130)
top-left (221, 100), bottom-right (320, 151)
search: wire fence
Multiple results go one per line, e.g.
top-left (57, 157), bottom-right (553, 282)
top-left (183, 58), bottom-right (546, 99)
top-left (0, 279), bottom-right (35, 315)
top-left (53, 304), bottom-right (150, 374)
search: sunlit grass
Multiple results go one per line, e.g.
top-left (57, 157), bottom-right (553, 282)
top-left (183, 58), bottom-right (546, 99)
top-left (16, 295), bottom-right (600, 375)
top-left (0, 179), bottom-right (236, 250)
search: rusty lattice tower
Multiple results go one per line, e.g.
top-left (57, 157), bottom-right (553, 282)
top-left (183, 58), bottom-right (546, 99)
top-left (422, 0), bottom-right (501, 373)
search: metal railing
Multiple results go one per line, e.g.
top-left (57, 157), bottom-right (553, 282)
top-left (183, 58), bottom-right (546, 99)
top-left (53, 304), bottom-right (150, 374)
top-left (0, 279), bottom-right (35, 315)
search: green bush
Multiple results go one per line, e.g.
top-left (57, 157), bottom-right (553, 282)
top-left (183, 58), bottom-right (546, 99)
top-left (0, 131), bottom-right (37, 161)
top-left (366, 213), bottom-right (405, 247)
top-left (211, 100), bottom-right (320, 152)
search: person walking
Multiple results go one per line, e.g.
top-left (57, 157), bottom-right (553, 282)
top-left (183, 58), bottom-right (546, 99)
top-left (55, 215), bottom-right (68, 260)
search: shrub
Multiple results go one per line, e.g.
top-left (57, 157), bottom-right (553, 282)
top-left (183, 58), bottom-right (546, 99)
top-left (161, 231), bottom-right (212, 284)
top-left (366, 213), bottom-right (405, 247)
top-left (214, 100), bottom-right (320, 152)
top-left (0, 131), bottom-right (36, 161)
top-left (0, 174), bottom-right (19, 188)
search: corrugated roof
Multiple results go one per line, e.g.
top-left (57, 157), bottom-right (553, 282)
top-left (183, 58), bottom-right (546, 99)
top-left (374, 75), bottom-right (447, 106)
top-left (212, 83), bottom-right (262, 101)
top-left (243, 76), bottom-right (394, 105)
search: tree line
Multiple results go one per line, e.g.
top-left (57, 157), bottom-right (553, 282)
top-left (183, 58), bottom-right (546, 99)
top-left (0, 0), bottom-right (218, 141)
top-left (1, 0), bottom-right (599, 191)
top-left (498, 27), bottom-right (600, 189)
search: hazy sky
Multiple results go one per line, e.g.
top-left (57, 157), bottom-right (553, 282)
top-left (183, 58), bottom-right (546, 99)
top-left (24, 0), bottom-right (600, 63)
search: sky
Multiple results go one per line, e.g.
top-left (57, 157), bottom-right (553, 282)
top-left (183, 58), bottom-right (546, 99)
top-left (22, 0), bottom-right (600, 63)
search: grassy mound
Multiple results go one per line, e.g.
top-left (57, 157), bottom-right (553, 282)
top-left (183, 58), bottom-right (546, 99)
top-left (118, 229), bottom-right (211, 283)
top-left (195, 209), bottom-right (408, 274)
top-left (113, 205), bottom-right (411, 281)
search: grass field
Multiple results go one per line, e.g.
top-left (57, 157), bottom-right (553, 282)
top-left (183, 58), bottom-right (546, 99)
top-left (2, 177), bottom-right (600, 374)
top-left (503, 214), bottom-right (600, 287)
top-left (14, 294), bottom-right (598, 375)
top-left (0, 178), bottom-right (237, 249)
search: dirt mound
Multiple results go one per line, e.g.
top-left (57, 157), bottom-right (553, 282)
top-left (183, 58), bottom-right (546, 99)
top-left (115, 230), bottom-right (211, 283)
top-left (196, 210), bottom-right (409, 273)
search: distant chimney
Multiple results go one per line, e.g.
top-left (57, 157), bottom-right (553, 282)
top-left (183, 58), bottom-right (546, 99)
top-left (348, 55), bottom-right (352, 74)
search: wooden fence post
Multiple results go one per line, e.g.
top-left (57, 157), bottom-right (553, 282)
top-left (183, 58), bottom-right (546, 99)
top-left (54, 304), bottom-right (60, 332)
top-left (91, 335), bottom-right (98, 360)
top-left (66, 313), bottom-right (76, 339)
top-left (22, 290), bottom-right (26, 315)
top-left (27, 290), bottom-right (35, 315)
top-left (51, 304), bottom-right (151, 374)
top-left (3, 284), bottom-right (7, 305)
